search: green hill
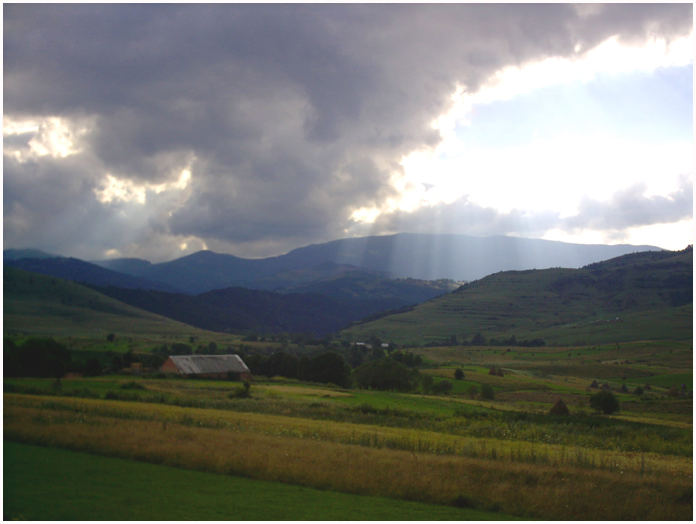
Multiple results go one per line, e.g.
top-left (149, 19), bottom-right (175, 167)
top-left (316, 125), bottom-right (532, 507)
top-left (3, 267), bottom-right (210, 339)
top-left (342, 247), bottom-right (692, 346)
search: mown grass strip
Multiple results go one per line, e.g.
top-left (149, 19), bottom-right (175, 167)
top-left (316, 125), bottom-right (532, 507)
top-left (4, 441), bottom-right (508, 521)
top-left (4, 399), bottom-right (692, 520)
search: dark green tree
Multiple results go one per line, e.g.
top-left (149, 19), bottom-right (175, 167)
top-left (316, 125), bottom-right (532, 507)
top-left (302, 352), bottom-right (351, 388)
top-left (4, 338), bottom-right (72, 378)
top-left (471, 332), bottom-right (486, 345)
top-left (353, 358), bottom-right (418, 392)
top-left (267, 351), bottom-right (300, 379)
top-left (454, 368), bottom-right (464, 380)
top-left (83, 358), bottom-right (103, 376)
top-left (590, 390), bottom-right (619, 414)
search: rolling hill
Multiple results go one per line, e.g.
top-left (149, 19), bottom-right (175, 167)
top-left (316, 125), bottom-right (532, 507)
top-left (3, 267), bottom-right (207, 338)
top-left (342, 246), bottom-right (693, 346)
top-left (4, 265), bottom-right (430, 338)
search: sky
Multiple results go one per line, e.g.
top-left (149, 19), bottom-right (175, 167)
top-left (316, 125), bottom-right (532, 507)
top-left (3, 3), bottom-right (693, 262)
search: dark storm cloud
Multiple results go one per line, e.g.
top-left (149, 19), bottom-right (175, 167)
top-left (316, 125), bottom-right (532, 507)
top-left (3, 4), bottom-right (692, 260)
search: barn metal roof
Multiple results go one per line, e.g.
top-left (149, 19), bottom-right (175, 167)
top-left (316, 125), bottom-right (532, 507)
top-left (168, 354), bottom-right (250, 375)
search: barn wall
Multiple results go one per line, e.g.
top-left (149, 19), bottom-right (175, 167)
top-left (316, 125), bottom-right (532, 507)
top-left (160, 358), bottom-right (180, 374)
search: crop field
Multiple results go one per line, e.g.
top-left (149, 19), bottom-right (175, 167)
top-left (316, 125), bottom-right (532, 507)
top-left (4, 336), bottom-right (692, 521)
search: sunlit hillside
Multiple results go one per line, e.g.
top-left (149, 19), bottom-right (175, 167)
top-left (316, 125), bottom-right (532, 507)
top-left (343, 247), bottom-right (693, 346)
top-left (3, 267), bottom-right (210, 339)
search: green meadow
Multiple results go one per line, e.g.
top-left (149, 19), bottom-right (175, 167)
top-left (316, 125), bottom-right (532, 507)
top-left (4, 441), bottom-right (507, 521)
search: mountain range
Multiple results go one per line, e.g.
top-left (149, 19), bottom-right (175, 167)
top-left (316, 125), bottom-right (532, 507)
top-left (3, 235), bottom-right (690, 343)
top-left (5, 233), bottom-right (661, 294)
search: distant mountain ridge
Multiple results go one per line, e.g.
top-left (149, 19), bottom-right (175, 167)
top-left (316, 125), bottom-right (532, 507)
top-left (4, 256), bottom-right (177, 292)
top-left (88, 233), bottom-right (661, 293)
top-left (4, 249), bottom-right (59, 260)
top-left (4, 254), bottom-right (456, 306)
top-left (91, 284), bottom-right (412, 337)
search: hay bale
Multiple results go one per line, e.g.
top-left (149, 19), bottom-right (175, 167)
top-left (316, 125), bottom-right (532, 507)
top-left (549, 398), bottom-right (570, 416)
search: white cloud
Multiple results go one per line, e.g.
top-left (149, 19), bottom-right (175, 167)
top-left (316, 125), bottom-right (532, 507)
top-left (622, 218), bottom-right (693, 250)
top-left (94, 165), bottom-right (193, 205)
top-left (3, 115), bottom-right (93, 162)
top-left (543, 217), bottom-right (694, 251)
top-left (435, 31), bottom-right (693, 137)
top-left (381, 31), bottom-right (693, 227)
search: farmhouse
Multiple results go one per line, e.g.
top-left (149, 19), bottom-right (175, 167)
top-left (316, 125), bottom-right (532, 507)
top-left (160, 354), bottom-right (252, 381)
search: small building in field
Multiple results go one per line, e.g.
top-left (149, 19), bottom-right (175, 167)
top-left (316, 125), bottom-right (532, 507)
top-left (160, 354), bottom-right (252, 381)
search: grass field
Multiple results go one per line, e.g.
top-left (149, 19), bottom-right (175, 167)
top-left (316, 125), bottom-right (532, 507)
top-left (4, 360), bottom-right (692, 521)
top-left (4, 441), bottom-right (508, 520)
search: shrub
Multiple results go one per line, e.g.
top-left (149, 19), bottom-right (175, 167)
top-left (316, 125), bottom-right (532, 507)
top-left (120, 381), bottom-right (146, 390)
top-left (667, 386), bottom-right (681, 398)
top-left (228, 381), bottom-right (251, 398)
top-left (420, 374), bottom-right (434, 393)
top-left (480, 384), bottom-right (495, 400)
top-left (391, 351), bottom-right (423, 368)
top-left (454, 368), bottom-right (464, 380)
top-left (590, 390), bottom-right (619, 414)
top-left (453, 495), bottom-right (474, 508)
top-left (431, 380), bottom-right (453, 395)
top-left (170, 343), bottom-right (193, 355)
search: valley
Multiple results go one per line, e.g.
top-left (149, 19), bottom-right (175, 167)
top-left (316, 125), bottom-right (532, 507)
top-left (3, 238), bottom-right (692, 520)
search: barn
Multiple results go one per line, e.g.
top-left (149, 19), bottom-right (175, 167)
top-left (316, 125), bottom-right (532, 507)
top-left (160, 354), bottom-right (252, 381)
